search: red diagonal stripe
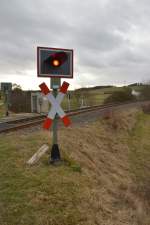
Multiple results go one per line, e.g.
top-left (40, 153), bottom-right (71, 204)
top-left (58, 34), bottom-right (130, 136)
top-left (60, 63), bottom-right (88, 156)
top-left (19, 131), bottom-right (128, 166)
top-left (43, 118), bottom-right (53, 129)
top-left (62, 115), bottom-right (71, 127)
top-left (39, 82), bottom-right (50, 95)
top-left (60, 81), bottom-right (69, 94)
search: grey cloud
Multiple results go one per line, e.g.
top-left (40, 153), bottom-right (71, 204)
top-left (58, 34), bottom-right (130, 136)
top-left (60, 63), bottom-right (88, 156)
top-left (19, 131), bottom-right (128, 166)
top-left (0, 0), bottom-right (150, 89)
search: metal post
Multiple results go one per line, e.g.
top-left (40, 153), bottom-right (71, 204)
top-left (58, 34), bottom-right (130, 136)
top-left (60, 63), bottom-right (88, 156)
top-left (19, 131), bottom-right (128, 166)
top-left (5, 90), bottom-right (9, 116)
top-left (67, 92), bottom-right (71, 111)
top-left (50, 78), bottom-right (61, 164)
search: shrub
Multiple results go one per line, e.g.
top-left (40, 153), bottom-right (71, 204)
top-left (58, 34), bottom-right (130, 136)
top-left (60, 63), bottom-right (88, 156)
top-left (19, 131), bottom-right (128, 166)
top-left (140, 85), bottom-right (150, 100)
top-left (104, 87), bottom-right (136, 104)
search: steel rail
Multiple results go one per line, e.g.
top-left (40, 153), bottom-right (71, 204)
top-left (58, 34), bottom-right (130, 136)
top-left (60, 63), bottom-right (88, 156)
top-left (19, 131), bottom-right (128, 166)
top-left (0, 100), bottom-right (149, 133)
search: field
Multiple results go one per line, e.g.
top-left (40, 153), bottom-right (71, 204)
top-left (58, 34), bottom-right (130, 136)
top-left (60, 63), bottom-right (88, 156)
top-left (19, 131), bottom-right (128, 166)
top-left (0, 85), bottom-right (141, 117)
top-left (0, 98), bottom-right (5, 118)
top-left (0, 106), bottom-right (150, 225)
top-left (0, 86), bottom-right (112, 117)
top-left (61, 86), bottom-right (129, 110)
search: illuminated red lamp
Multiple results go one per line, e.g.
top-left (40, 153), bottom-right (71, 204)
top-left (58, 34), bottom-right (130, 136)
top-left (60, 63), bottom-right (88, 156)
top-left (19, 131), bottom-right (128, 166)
top-left (49, 52), bottom-right (68, 67)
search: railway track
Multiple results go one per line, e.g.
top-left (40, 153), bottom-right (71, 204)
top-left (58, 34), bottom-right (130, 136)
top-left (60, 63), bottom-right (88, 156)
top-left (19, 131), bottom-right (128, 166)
top-left (0, 101), bottom-right (148, 133)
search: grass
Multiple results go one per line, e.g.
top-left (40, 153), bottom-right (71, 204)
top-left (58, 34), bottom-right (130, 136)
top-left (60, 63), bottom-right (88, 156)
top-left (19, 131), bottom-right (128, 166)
top-left (0, 107), bottom-right (150, 224)
top-left (128, 112), bottom-right (150, 202)
top-left (61, 94), bottom-right (79, 110)
top-left (120, 111), bottom-right (150, 225)
top-left (0, 106), bottom-right (5, 118)
top-left (0, 98), bottom-right (5, 118)
top-left (61, 86), bottom-right (123, 110)
top-left (61, 86), bottom-right (140, 110)
top-left (0, 131), bottom-right (87, 225)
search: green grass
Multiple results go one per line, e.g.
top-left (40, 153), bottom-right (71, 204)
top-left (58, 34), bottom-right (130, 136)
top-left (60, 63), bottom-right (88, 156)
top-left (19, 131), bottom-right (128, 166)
top-left (0, 95), bottom-right (5, 118)
top-left (61, 94), bottom-right (79, 110)
top-left (130, 85), bottom-right (143, 92)
top-left (61, 86), bottom-right (137, 110)
top-left (0, 132), bottom-right (86, 225)
top-left (128, 112), bottom-right (150, 200)
top-left (1, 108), bottom-right (150, 224)
top-left (0, 103), bottom-right (5, 118)
top-left (61, 87), bottom-right (120, 110)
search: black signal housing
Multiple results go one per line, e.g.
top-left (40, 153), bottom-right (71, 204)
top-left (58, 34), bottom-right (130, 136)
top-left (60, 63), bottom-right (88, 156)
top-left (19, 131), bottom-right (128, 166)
top-left (37, 47), bottom-right (73, 78)
top-left (45, 52), bottom-right (68, 68)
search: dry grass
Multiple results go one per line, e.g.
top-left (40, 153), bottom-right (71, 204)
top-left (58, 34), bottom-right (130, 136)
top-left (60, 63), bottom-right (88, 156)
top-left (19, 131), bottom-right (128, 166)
top-left (0, 107), bottom-right (150, 224)
top-left (0, 103), bottom-right (5, 118)
top-left (59, 108), bottom-right (150, 225)
top-left (141, 103), bottom-right (150, 114)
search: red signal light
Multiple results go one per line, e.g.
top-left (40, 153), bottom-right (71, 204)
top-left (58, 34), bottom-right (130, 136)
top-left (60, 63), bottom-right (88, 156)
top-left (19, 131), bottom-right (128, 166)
top-left (46, 51), bottom-right (68, 68)
top-left (52, 59), bottom-right (60, 67)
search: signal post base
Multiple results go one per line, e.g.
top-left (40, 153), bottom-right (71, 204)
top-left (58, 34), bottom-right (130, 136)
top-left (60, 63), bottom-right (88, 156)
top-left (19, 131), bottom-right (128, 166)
top-left (50, 144), bottom-right (61, 164)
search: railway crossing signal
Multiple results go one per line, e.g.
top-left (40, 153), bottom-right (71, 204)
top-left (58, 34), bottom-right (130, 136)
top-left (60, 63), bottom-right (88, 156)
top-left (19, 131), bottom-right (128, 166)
top-left (39, 81), bottom-right (71, 129)
top-left (37, 46), bottom-right (73, 164)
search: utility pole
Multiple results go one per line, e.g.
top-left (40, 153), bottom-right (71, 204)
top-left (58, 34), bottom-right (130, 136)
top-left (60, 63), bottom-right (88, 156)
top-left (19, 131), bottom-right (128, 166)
top-left (67, 92), bottom-right (71, 111)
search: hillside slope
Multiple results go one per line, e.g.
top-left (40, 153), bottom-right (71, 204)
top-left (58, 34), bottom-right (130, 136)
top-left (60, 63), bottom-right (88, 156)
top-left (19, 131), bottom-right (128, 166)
top-left (0, 107), bottom-right (150, 225)
top-left (60, 108), bottom-right (150, 225)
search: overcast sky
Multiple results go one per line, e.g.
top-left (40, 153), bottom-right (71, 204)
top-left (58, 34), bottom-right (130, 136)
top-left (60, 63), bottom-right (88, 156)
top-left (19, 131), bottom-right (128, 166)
top-left (0, 0), bottom-right (150, 90)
